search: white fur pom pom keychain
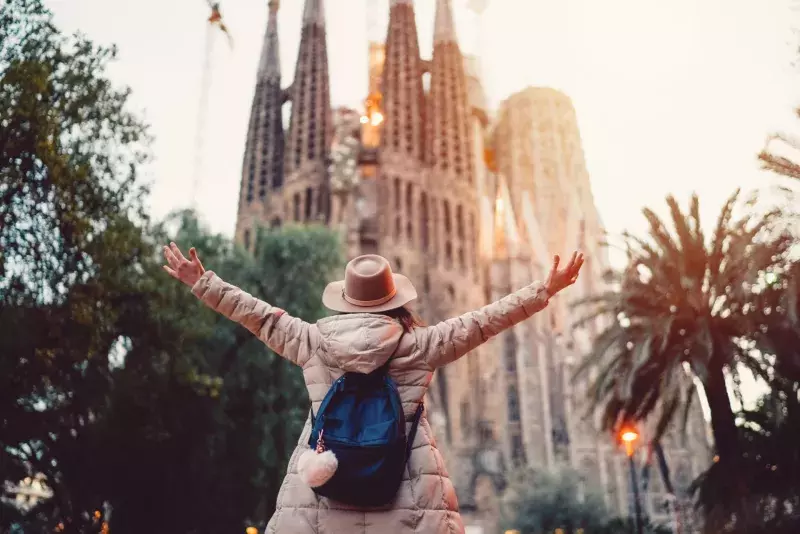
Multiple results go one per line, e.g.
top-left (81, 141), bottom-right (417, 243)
top-left (298, 429), bottom-right (338, 488)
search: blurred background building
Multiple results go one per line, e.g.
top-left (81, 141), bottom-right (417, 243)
top-left (233, 0), bottom-right (711, 531)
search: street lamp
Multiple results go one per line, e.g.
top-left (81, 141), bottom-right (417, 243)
top-left (620, 427), bottom-right (644, 534)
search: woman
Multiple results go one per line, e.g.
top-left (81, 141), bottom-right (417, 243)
top-left (162, 243), bottom-right (583, 534)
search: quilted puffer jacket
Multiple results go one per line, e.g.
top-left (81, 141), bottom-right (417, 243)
top-left (191, 270), bottom-right (551, 534)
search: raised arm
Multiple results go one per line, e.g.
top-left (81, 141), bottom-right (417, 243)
top-left (419, 252), bottom-right (584, 369)
top-left (163, 243), bottom-right (318, 367)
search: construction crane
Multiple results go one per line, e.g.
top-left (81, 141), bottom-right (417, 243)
top-left (191, 1), bottom-right (234, 209)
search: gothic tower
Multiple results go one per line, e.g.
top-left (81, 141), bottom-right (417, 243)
top-left (235, 0), bottom-right (284, 249)
top-left (381, 0), bottom-right (426, 160)
top-left (283, 0), bottom-right (332, 225)
top-left (422, 0), bottom-right (484, 449)
top-left (374, 0), bottom-right (427, 283)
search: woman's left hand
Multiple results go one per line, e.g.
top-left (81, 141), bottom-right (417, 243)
top-left (163, 242), bottom-right (206, 288)
top-left (544, 251), bottom-right (584, 296)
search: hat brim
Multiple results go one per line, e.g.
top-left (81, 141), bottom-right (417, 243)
top-left (322, 273), bottom-right (418, 313)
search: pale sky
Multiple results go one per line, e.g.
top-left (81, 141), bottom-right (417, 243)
top-left (47, 0), bottom-right (798, 244)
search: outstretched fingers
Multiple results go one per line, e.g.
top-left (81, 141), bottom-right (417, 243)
top-left (545, 255), bottom-right (560, 289)
top-left (170, 242), bottom-right (188, 263)
top-left (189, 247), bottom-right (205, 273)
top-left (566, 251), bottom-right (578, 270)
top-left (163, 245), bottom-right (180, 268)
top-left (569, 253), bottom-right (585, 282)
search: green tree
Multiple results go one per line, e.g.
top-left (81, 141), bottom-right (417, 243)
top-left (573, 191), bottom-right (797, 529)
top-left (500, 468), bottom-right (670, 534)
top-left (1, 0), bottom-right (150, 530)
top-left (94, 215), bottom-right (343, 534)
top-left (500, 468), bottom-right (610, 533)
top-left (0, 1), bottom-right (345, 531)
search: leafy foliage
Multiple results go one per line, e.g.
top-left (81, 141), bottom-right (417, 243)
top-left (500, 468), bottom-right (671, 534)
top-left (1, 0), bottom-right (151, 530)
top-left (758, 109), bottom-right (800, 182)
top-left (573, 191), bottom-right (800, 531)
top-left (90, 214), bottom-right (343, 534)
top-left (0, 1), bottom-right (345, 531)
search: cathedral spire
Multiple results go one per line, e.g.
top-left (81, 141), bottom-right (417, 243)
top-left (236, 0), bottom-right (285, 224)
top-left (303, 0), bottom-right (325, 27)
top-left (257, 0), bottom-right (280, 79)
top-left (283, 0), bottom-right (331, 222)
top-left (284, 0), bottom-right (331, 177)
top-left (433, 0), bottom-right (457, 44)
top-left (427, 0), bottom-right (473, 183)
top-left (380, 0), bottom-right (425, 160)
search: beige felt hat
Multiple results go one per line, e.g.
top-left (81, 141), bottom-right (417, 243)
top-left (322, 255), bottom-right (417, 313)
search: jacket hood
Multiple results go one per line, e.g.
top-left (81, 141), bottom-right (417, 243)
top-left (316, 313), bottom-right (405, 373)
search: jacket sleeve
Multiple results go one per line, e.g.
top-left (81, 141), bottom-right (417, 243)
top-left (418, 282), bottom-right (550, 370)
top-left (191, 270), bottom-right (319, 367)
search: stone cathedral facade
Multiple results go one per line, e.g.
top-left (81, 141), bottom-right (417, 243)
top-left (234, 1), bottom-right (710, 531)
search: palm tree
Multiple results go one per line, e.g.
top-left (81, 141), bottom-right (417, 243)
top-left (573, 190), bottom-right (797, 526)
top-left (759, 108), bottom-right (800, 182)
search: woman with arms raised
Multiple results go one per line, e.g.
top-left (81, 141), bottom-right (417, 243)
top-left (163, 243), bottom-right (583, 534)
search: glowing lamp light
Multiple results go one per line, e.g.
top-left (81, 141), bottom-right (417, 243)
top-left (620, 427), bottom-right (639, 457)
top-left (359, 116), bottom-right (369, 124)
top-left (246, 527), bottom-right (259, 534)
top-left (370, 111), bottom-right (384, 126)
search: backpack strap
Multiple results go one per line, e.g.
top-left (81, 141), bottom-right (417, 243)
top-left (405, 402), bottom-right (424, 460)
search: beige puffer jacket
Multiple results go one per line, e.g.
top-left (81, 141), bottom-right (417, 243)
top-left (192, 270), bottom-right (550, 534)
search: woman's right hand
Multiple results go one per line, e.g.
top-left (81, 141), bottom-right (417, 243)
top-left (163, 242), bottom-right (206, 288)
top-left (544, 251), bottom-right (584, 296)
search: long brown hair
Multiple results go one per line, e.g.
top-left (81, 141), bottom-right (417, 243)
top-left (380, 306), bottom-right (425, 333)
top-left (339, 306), bottom-right (425, 332)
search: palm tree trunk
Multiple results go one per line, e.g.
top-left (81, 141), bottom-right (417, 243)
top-left (705, 355), bottom-right (753, 527)
top-left (705, 361), bottom-right (738, 463)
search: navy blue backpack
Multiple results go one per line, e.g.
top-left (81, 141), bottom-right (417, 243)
top-left (308, 356), bottom-right (424, 507)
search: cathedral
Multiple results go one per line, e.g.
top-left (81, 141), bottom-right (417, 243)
top-left (234, 0), bottom-right (711, 531)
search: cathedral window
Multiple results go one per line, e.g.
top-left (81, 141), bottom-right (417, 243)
top-left (456, 204), bottom-right (464, 239)
top-left (395, 216), bottom-right (402, 239)
top-left (505, 335), bottom-right (517, 373)
top-left (507, 386), bottom-right (520, 422)
top-left (420, 193), bottom-right (429, 251)
top-left (305, 187), bottom-right (313, 220)
top-left (458, 247), bottom-right (465, 271)
top-left (243, 229), bottom-right (251, 251)
top-left (470, 213), bottom-right (478, 264)
top-left (445, 241), bottom-right (453, 266)
top-left (272, 163), bottom-right (283, 189)
top-left (511, 432), bottom-right (525, 466)
top-left (406, 221), bottom-right (413, 241)
top-left (270, 218), bottom-right (281, 229)
top-left (394, 178), bottom-right (401, 210)
top-left (293, 193), bottom-right (301, 221)
top-left (443, 200), bottom-right (451, 235)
